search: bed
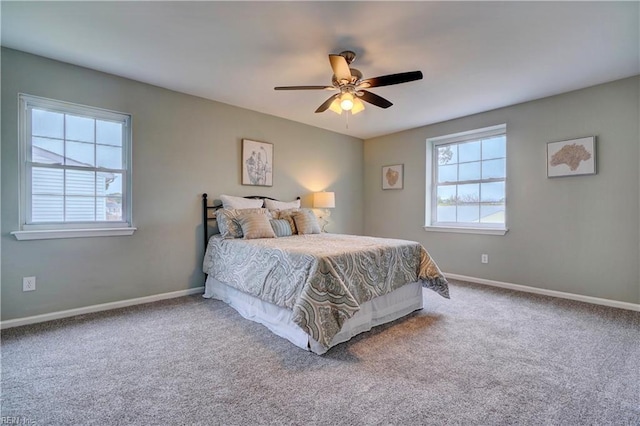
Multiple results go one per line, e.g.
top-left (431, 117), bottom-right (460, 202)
top-left (201, 194), bottom-right (449, 354)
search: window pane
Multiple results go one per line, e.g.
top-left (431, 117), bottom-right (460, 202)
top-left (436, 185), bottom-right (456, 222)
top-left (458, 205), bottom-right (480, 223)
top-left (96, 145), bottom-right (122, 169)
top-left (437, 144), bottom-right (457, 165)
top-left (101, 197), bottom-right (122, 221)
top-left (458, 140), bottom-right (481, 163)
top-left (66, 115), bottom-right (95, 142)
top-left (32, 109), bottom-right (63, 139)
top-left (32, 167), bottom-right (63, 195)
top-left (459, 161), bottom-right (481, 181)
top-left (99, 172), bottom-right (123, 196)
top-left (32, 195), bottom-right (64, 222)
top-left (481, 203), bottom-right (505, 223)
top-left (480, 181), bottom-right (505, 224)
top-left (32, 137), bottom-right (64, 164)
top-left (96, 197), bottom-right (107, 221)
top-left (438, 164), bottom-right (457, 183)
top-left (66, 170), bottom-right (95, 196)
top-left (66, 196), bottom-right (95, 221)
top-left (96, 120), bottom-right (123, 147)
top-left (437, 205), bottom-right (456, 222)
top-left (482, 136), bottom-right (506, 160)
top-left (437, 185), bottom-right (456, 204)
top-left (457, 183), bottom-right (479, 204)
top-left (65, 141), bottom-right (95, 167)
top-left (481, 181), bottom-right (505, 203)
top-left (482, 158), bottom-right (506, 179)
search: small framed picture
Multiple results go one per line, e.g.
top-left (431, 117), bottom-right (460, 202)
top-left (242, 139), bottom-right (273, 186)
top-left (382, 164), bottom-right (403, 190)
top-left (547, 136), bottom-right (596, 178)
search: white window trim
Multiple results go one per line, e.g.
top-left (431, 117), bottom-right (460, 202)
top-left (423, 225), bottom-right (508, 236)
top-left (15, 94), bottom-right (135, 240)
top-left (425, 124), bottom-right (508, 235)
top-left (11, 227), bottom-right (137, 241)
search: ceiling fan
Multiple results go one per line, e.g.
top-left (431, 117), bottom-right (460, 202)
top-left (274, 50), bottom-right (423, 115)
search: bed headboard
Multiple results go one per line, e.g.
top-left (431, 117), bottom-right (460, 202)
top-left (202, 193), bottom-right (300, 246)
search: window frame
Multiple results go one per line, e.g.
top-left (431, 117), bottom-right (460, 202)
top-left (425, 124), bottom-right (508, 236)
top-left (12, 94), bottom-right (135, 240)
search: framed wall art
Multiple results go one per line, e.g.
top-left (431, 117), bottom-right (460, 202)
top-left (242, 139), bottom-right (273, 186)
top-left (382, 164), bottom-right (404, 190)
top-left (547, 136), bottom-right (596, 178)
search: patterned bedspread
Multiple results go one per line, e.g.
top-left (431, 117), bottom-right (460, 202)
top-left (202, 233), bottom-right (449, 349)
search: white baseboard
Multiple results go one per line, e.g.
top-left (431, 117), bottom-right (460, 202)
top-left (3, 275), bottom-right (637, 329)
top-left (0, 286), bottom-right (205, 329)
top-left (445, 273), bottom-right (640, 312)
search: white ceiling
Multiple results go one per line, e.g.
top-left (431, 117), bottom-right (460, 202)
top-left (1, 1), bottom-right (638, 140)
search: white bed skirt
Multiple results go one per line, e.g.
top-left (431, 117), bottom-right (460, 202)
top-left (203, 276), bottom-right (424, 354)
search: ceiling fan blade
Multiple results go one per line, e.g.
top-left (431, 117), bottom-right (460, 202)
top-left (359, 71), bottom-right (423, 88)
top-left (274, 86), bottom-right (335, 90)
top-left (315, 94), bottom-right (340, 113)
top-left (329, 54), bottom-right (352, 82)
top-left (358, 90), bottom-right (393, 109)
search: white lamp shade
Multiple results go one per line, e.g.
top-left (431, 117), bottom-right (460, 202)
top-left (313, 192), bottom-right (335, 208)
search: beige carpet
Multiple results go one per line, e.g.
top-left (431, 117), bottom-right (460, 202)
top-left (2, 280), bottom-right (639, 425)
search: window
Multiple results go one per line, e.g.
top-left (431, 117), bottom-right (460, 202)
top-left (426, 124), bottom-right (507, 235)
top-left (13, 94), bottom-right (135, 240)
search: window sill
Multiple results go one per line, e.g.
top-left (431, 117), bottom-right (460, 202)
top-left (423, 225), bottom-right (508, 236)
top-left (11, 227), bottom-right (137, 241)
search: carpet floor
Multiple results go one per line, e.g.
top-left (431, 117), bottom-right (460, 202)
top-left (1, 280), bottom-right (639, 425)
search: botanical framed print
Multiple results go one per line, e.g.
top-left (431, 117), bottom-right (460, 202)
top-left (382, 164), bottom-right (403, 190)
top-left (547, 136), bottom-right (596, 178)
top-left (242, 139), bottom-right (273, 186)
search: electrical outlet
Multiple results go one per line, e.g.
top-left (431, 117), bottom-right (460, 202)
top-left (23, 276), bottom-right (36, 292)
top-left (481, 254), bottom-right (489, 264)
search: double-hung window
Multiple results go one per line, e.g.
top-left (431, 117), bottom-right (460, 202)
top-left (13, 94), bottom-right (135, 240)
top-left (426, 124), bottom-right (507, 235)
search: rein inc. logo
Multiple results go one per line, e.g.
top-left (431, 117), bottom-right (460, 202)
top-left (1, 416), bottom-right (36, 424)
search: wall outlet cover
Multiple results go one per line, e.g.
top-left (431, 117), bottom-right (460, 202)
top-left (23, 276), bottom-right (36, 291)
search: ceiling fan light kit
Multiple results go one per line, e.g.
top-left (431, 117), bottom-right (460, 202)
top-left (274, 50), bottom-right (423, 116)
top-left (327, 92), bottom-right (366, 115)
top-left (339, 93), bottom-right (354, 110)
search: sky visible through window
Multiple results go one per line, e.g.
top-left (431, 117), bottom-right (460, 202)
top-left (436, 135), bottom-right (506, 224)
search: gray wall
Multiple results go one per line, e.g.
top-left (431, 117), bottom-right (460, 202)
top-left (364, 76), bottom-right (640, 304)
top-left (1, 48), bottom-right (364, 321)
top-left (3, 47), bottom-right (637, 323)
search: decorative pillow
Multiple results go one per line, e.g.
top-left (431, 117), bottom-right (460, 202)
top-left (220, 194), bottom-right (264, 210)
top-left (292, 209), bottom-right (321, 235)
top-left (264, 198), bottom-right (301, 211)
top-left (236, 213), bottom-right (276, 239)
top-left (216, 208), bottom-right (271, 238)
top-left (272, 208), bottom-right (300, 234)
top-left (270, 219), bottom-right (293, 237)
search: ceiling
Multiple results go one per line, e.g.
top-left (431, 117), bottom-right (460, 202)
top-left (1, 1), bottom-right (638, 140)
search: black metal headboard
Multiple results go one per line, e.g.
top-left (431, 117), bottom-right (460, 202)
top-left (202, 193), bottom-right (300, 247)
